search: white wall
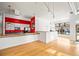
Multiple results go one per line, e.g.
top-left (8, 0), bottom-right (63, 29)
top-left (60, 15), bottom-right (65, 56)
top-left (35, 12), bottom-right (54, 31)
top-left (35, 17), bottom-right (50, 31)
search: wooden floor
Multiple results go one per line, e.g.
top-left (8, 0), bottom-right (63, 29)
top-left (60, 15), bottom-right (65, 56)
top-left (0, 37), bottom-right (79, 56)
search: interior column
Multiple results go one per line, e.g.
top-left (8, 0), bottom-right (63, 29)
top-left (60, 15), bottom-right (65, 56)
top-left (70, 14), bottom-right (76, 42)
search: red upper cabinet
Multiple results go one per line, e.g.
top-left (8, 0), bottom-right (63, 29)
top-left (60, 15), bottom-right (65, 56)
top-left (5, 17), bottom-right (30, 24)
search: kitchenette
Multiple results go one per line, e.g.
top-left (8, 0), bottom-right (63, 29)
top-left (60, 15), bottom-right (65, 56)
top-left (0, 12), bottom-right (58, 50)
top-left (0, 14), bottom-right (39, 50)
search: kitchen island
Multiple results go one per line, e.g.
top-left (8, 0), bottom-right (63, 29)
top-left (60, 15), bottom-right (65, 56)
top-left (0, 33), bottom-right (39, 50)
top-left (38, 31), bottom-right (58, 43)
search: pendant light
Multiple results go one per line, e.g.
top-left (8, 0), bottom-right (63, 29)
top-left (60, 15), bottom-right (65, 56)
top-left (8, 5), bottom-right (11, 15)
top-left (43, 2), bottom-right (55, 31)
top-left (53, 2), bottom-right (55, 19)
top-left (43, 2), bottom-right (50, 12)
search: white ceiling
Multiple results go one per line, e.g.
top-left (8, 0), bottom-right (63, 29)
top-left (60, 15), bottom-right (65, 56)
top-left (0, 2), bottom-right (78, 20)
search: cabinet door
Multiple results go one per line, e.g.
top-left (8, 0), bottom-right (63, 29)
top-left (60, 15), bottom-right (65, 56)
top-left (6, 22), bottom-right (14, 30)
top-left (38, 32), bottom-right (46, 43)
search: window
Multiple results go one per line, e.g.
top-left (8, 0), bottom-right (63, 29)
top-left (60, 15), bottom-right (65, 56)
top-left (76, 24), bottom-right (79, 41)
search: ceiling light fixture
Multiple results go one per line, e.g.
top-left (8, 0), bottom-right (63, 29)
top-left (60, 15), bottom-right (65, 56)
top-left (67, 2), bottom-right (74, 14)
top-left (8, 5), bottom-right (11, 15)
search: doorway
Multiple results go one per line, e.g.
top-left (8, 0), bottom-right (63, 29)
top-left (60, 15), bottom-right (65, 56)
top-left (76, 24), bottom-right (79, 41)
